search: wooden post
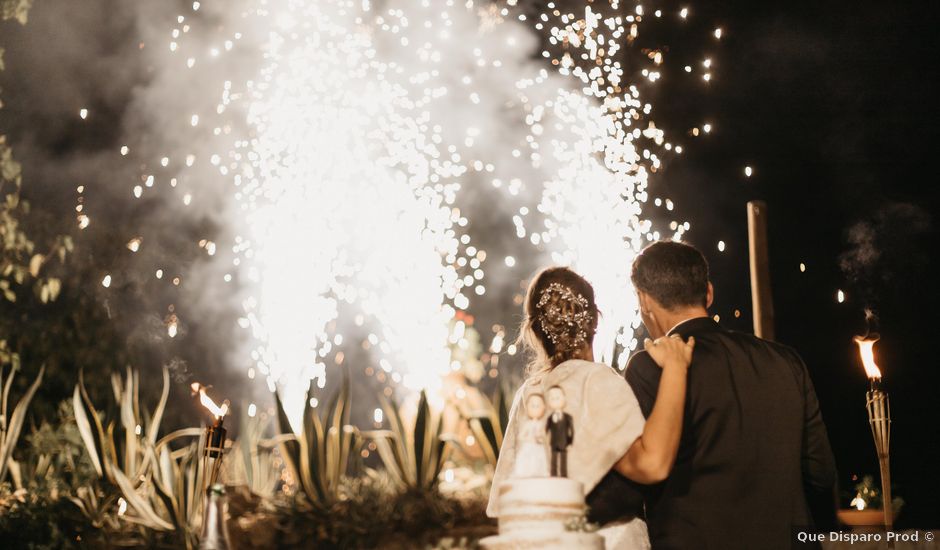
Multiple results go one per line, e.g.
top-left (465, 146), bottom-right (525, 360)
top-left (747, 201), bottom-right (775, 341)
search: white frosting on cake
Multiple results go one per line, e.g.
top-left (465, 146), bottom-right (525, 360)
top-left (481, 478), bottom-right (604, 550)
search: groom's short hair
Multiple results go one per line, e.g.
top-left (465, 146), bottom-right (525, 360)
top-left (632, 241), bottom-right (709, 309)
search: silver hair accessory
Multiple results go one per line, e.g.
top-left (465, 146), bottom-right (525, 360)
top-left (535, 282), bottom-right (594, 350)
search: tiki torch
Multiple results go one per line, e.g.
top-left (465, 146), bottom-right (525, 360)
top-left (855, 336), bottom-right (892, 533)
top-left (192, 383), bottom-right (229, 491)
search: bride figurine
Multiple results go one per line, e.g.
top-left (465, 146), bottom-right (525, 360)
top-left (511, 393), bottom-right (550, 478)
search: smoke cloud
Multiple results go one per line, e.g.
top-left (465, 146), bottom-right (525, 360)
top-left (840, 202), bottom-right (932, 307)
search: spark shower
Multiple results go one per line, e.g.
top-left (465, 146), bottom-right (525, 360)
top-left (115, 0), bottom-right (706, 422)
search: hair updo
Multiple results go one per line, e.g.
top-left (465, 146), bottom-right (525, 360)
top-left (520, 267), bottom-right (599, 376)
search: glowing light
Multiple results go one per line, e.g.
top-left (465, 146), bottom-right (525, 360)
top-left (127, 0), bottom-right (719, 423)
top-left (717, 240), bottom-right (725, 252)
top-left (837, 289), bottom-right (845, 303)
top-left (248, 403), bottom-right (257, 417)
top-left (855, 336), bottom-right (882, 380)
top-left (191, 382), bottom-right (229, 418)
top-left (79, 108), bottom-right (88, 119)
top-left (744, 165), bottom-right (753, 177)
top-left (516, 2), bottom-right (692, 367)
top-left (126, 238), bottom-right (142, 252)
top-left (225, 0), bottom-right (484, 420)
top-left (101, 275), bottom-right (112, 288)
top-left (799, 262), bottom-right (806, 273)
top-left (714, 28), bottom-right (723, 39)
top-left (373, 408), bottom-right (383, 424)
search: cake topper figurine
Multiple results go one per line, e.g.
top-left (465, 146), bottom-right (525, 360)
top-left (545, 385), bottom-right (574, 477)
top-left (511, 392), bottom-right (550, 478)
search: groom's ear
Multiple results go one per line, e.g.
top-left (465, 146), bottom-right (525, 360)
top-left (706, 282), bottom-right (714, 308)
top-left (637, 290), bottom-right (651, 314)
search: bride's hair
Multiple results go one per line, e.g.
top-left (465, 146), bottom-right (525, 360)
top-left (519, 267), bottom-right (599, 376)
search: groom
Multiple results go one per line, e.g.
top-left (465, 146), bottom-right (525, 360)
top-left (592, 241), bottom-right (837, 549)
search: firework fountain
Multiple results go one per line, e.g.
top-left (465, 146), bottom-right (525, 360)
top-left (108, 0), bottom-right (719, 422)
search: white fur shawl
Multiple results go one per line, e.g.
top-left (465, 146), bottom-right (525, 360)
top-left (486, 360), bottom-right (645, 517)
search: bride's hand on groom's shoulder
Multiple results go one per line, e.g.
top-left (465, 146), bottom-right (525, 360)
top-left (643, 335), bottom-right (695, 371)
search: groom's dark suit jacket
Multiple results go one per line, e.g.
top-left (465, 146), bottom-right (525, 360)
top-left (587, 318), bottom-right (836, 550)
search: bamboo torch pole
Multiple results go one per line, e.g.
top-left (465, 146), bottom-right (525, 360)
top-left (747, 201), bottom-right (775, 341)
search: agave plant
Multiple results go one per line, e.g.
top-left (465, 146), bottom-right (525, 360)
top-left (149, 433), bottom-right (212, 548)
top-left (464, 383), bottom-right (511, 467)
top-left (365, 390), bottom-right (455, 491)
top-left (72, 366), bottom-right (206, 544)
top-left (228, 412), bottom-right (287, 498)
top-left (274, 371), bottom-right (361, 507)
top-left (0, 362), bottom-right (43, 484)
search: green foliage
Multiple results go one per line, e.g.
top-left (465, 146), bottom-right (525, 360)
top-left (228, 412), bottom-right (285, 498)
top-left (24, 401), bottom-right (100, 491)
top-left (0, 362), bottom-right (43, 483)
top-left (365, 390), bottom-right (454, 491)
top-left (0, 484), bottom-right (77, 550)
top-left (2, 0), bottom-right (81, 423)
top-left (274, 372), bottom-right (361, 507)
top-left (259, 470), bottom-right (490, 549)
top-left (72, 366), bottom-right (212, 547)
top-left (0, 136), bottom-right (73, 307)
top-left (0, 401), bottom-right (110, 548)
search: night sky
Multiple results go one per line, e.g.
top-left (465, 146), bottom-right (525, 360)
top-left (644, 0), bottom-right (940, 526)
top-left (2, 0), bottom-right (938, 528)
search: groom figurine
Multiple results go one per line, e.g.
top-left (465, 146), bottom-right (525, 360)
top-left (545, 385), bottom-right (573, 477)
top-left (589, 241), bottom-right (836, 550)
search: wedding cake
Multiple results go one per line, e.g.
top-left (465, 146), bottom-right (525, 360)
top-left (480, 477), bottom-right (603, 550)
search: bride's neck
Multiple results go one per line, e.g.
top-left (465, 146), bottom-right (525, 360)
top-left (569, 344), bottom-right (595, 363)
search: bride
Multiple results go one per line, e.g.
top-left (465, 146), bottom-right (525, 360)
top-left (487, 267), bottom-right (694, 550)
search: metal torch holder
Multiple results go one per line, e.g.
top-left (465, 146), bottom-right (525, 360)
top-left (865, 385), bottom-right (892, 533)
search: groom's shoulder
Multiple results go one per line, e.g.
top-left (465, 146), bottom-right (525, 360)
top-left (623, 349), bottom-right (659, 380)
top-left (723, 328), bottom-right (806, 366)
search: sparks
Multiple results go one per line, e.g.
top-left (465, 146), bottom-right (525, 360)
top-left (124, 0), bottom-right (721, 421)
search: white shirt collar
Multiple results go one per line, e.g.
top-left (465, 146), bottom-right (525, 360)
top-left (667, 315), bottom-right (711, 336)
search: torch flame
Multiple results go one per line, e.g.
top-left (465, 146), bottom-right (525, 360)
top-left (854, 336), bottom-right (882, 380)
top-left (190, 382), bottom-right (229, 418)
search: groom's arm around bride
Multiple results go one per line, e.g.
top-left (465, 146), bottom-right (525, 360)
top-left (594, 241), bottom-right (837, 550)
